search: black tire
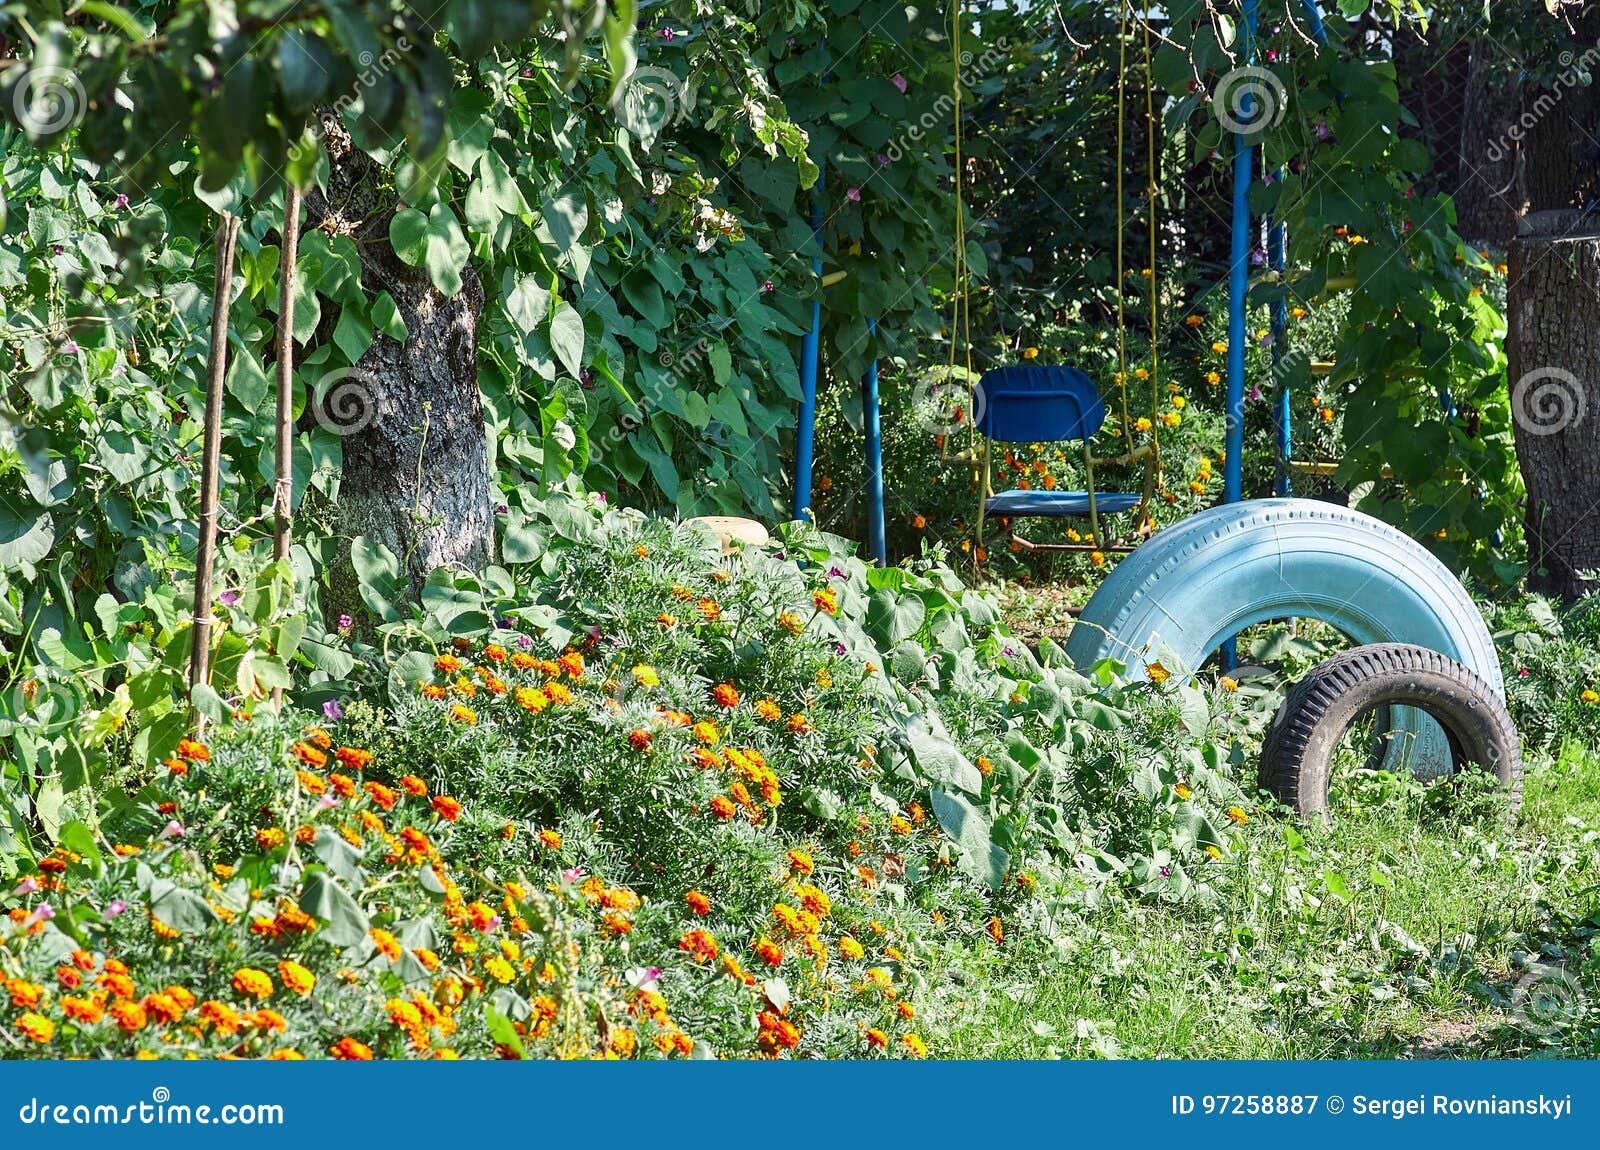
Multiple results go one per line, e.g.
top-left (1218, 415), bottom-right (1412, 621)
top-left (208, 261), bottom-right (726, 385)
top-left (1260, 643), bottom-right (1523, 818)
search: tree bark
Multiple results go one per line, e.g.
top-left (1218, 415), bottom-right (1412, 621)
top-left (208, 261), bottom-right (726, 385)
top-left (305, 120), bottom-right (492, 618)
top-left (1507, 211), bottom-right (1600, 602)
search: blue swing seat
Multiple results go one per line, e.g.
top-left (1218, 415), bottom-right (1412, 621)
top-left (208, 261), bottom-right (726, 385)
top-left (984, 489), bottom-right (1143, 517)
top-left (977, 364), bottom-right (1142, 524)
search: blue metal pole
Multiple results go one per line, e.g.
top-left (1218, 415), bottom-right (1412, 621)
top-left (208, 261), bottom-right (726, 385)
top-left (793, 175), bottom-right (825, 521)
top-left (863, 319), bottom-right (886, 565)
top-left (1225, 0), bottom-right (1258, 507)
top-left (1298, 0), bottom-right (1327, 40)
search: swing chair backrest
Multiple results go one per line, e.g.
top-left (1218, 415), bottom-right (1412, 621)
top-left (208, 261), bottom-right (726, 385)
top-left (976, 365), bottom-right (1108, 445)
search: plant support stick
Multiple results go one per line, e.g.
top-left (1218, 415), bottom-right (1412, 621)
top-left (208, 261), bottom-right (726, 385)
top-left (271, 187), bottom-right (303, 705)
top-left (189, 212), bottom-right (242, 718)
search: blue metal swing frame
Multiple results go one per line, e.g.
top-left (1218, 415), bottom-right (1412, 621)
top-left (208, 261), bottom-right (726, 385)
top-left (788, 0), bottom-right (1330, 568)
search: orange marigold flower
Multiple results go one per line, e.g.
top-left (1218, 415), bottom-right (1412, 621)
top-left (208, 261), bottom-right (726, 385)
top-left (330, 1037), bottom-right (374, 1061)
top-left (754, 698), bottom-right (782, 722)
top-left (787, 849), bottom-right (815, 876)
top-left (431, 795), bottom-right (463, 821)
top-left (863, 1027), bottom-right (888, 1049)
top-left (336, 746), bottom-right (374, 770)
top-left (6, 979), bottom-right (43, 1008)
top-left (364, 782), bottom-right (399, 811)
top-left (679, 930), bottom-right (719, 962)
top-left (293, 741), bottom-right (328, 768)
top-left (628, 729), bottom-right (653, 753)
top-left (685, 890), bottom-right (711, 916)
top-left (711, 682), bottom-right (741, 708)
top-left (420, 683), bottom-right (447, 700)
top-left (370, 928), bottom-right (403, 961)
top-left (778, 611), bottom-right (803, 635)
top-left (399, 775), bottom-right (428, 796)
top-left (62, 996), bottom-right (103, 1024)
top-left (698, 597), bottom-right (722, 622)
top-left (538, 829), bottom-right (562, 850)
top-left (754, 937), bottom-right (784, 967)
top-left (232, 967), bottom-right (274, 999)
top-left (812, 588), bottom-right (838, 615)
top-left (448, 703), bottom-right (477, 725)
top-left (109, 1001), bottom-right (147, 1033)
top-left (166, 758), bottom-right (188, 777)
top-left (256, 827), bottom-right (286, 851)
top-left (176, 738), bottom-right (210, 762)
top-left (692, 720), bottom-right (719, 745)
top-left (484, 644), bottom-right (507, 663)
top-left (434, 654), bottom-right (463, 675)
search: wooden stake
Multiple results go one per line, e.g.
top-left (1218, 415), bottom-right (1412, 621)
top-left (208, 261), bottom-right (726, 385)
top-left (271, 187), bottom-right (303, 706)
top-left (189, 212), bottom-right (243, 717)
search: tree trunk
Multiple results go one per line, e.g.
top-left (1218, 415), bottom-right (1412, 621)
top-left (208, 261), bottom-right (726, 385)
top-left (305, 121), bottom-right (492, 619)
top-left (1453, 45), bottom-right (1522, 246)
top-left (1507, 210), bottom-right (1600, 601)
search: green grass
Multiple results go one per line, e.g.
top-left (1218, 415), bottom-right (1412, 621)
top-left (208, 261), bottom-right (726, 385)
top-left (942, 746), bottom-right (1600, 1059)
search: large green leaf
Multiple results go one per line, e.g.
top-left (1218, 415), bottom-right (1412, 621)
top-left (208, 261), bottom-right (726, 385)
top-left (299, 867), bottom-right (370, 947)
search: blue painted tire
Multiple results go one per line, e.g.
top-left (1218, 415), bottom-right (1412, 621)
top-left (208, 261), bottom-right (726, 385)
top-left (1064, 499), bottom-right (1503, 777)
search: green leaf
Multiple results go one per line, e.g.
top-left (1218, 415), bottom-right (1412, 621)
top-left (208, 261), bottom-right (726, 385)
top-left (904, 712), bottom-right (983, 795)
top-left (371, 291), bottom-right (409, 342)
top-left (299, 867), bottom-right (370, 947)
top-left (929, 787), bottom-right (1008, 889)
top-left (866, 589), bottom-right (925, 646)
top-left (389, 203), bottom-right (469, 297)
top-left (549, 301), bottom-right (585, 378)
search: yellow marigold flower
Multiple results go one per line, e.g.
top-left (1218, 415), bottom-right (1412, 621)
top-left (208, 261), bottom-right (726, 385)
top-left (812, 588), bottom-right (839, 615)
top-left (631, 664), bottom-right (660, 687)
top-left (484, 957), bottom-right (515, 984)
top-left (1582, 689), bottom-right (1600, 704)
top-left (16, 1012), bottom-right (53, 1043)
top-left (692, 720), bottom-right (719, 745)
top-left (987, 916), bottom-right (1004, 944)
top-left (278, 961), bottom-right (315, 995)
top-left (778, 611), bottom-right (804, 635)
top-left (1184, 314), bottom-right (1204, 326)
top-left (657, 612), bottom-right (678, 628)
top-left (1205, 370), bottom-right (1221, 386)
top-left (448, 703), bottom-right (476, 724)
top-left (1219, 676), bottom-right (1238, 692)
top-left (889, 815), bottom-right (912, 836)
top-left (1226, 806), bottom-right (1249, 825)
top-left (231, 967), bottom-right (273, 999)
top-left (786, 712), bottom-right (813, 734)
top-left (1174, 783), bottom-right (1192, 801)
top-left (1290, 306), bottom-right (1308, 319)
top-left (1134, 417), bottom-right (1152, 433)
top-left (1211, 340), bottom-right (1227, 354)
top-left (754, 938), bottom-right (784, 967)
top-left (787, 849), bottom-right (815, 876)
top-left (710, 795), bottom-right (737, 821)
top-left (902, 1033), bottom-right (928, 1057)
top-left (255, 827), bottom-right (285, 851)
top-left (755, 698), bottom-right (782, 722)
top-left (1090, 551), bottom-right (1105, 568)
top-left (1134, 367), bottom-right (1149, 381)
top-left (1021, 346), bottom-right (1039, 360)
top-left (864, 1027), bottom-right (889, 1048)
top-left (1205, 844), bottom-right (1223, 861)
top-left (538, 828), bottom-right (562, 850)
top-left (1146, 661), bottom-right (1170, 683)
top-left (839, 937), bottom-right (865, 960)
